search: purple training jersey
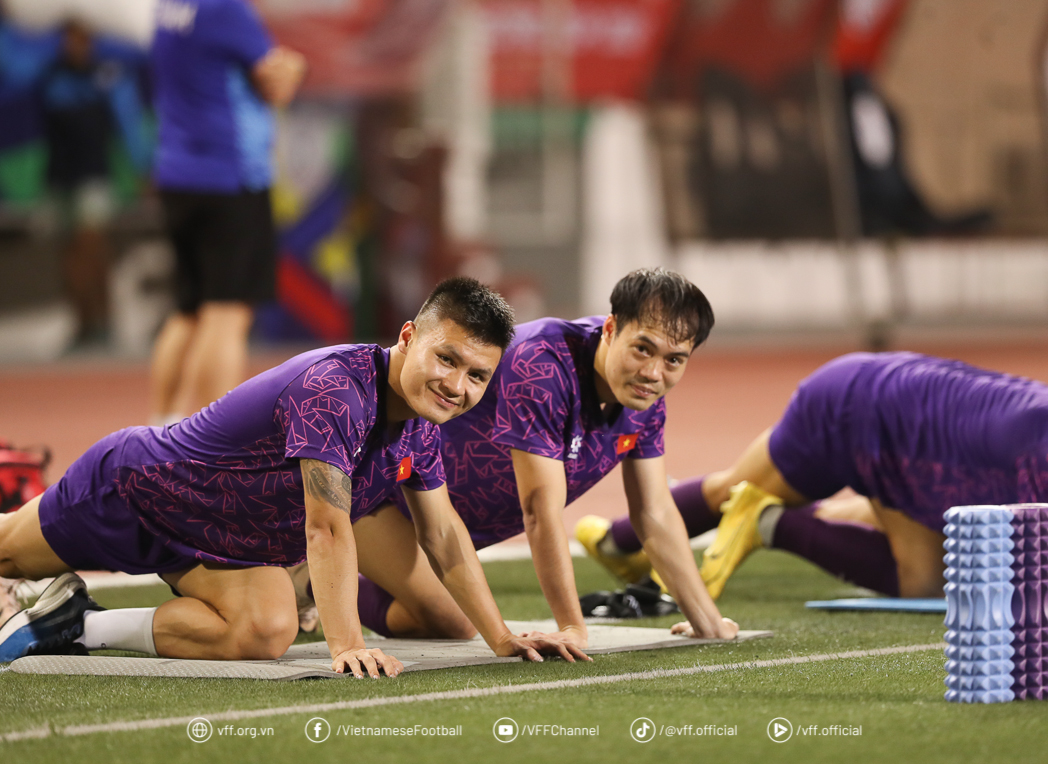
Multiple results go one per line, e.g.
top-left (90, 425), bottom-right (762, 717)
top-left (39, 345), bottom-right (444, 573)
top-left (769, 352), bottom-right (1048, 532)
top-left (434, 316), bottom-right (666, 548)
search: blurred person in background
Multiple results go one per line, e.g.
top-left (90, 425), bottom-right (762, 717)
top-left (39, 20), bottom-right (151, 348)
top-left (148, 0), bottom-right (305, 425)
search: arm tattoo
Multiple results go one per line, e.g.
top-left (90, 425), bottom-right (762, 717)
top-left (302, 459), bottom-right (353, 516)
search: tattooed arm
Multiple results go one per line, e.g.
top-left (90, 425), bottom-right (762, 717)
top-left (300, 458), bottom-right (402, 678)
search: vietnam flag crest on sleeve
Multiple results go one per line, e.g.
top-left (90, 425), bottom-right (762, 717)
top-left (397, 456), bottom-right (412, 482)
top-left (616, 433), bottom-right (638, 455)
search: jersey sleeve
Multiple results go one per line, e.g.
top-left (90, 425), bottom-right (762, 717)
top-left (279, 359), bottom-right (374, 477)
top-left (490, 346), bottom-right (573, 460)
top-left (401, 422), bottom-right (447, 493)
top-left (630, 398), bottom-right (666, 459)
top-left (201, 0), bottom-right (273, 67)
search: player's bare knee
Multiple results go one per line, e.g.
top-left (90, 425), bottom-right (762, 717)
top-left (233, 610), bottom-right (297, 659)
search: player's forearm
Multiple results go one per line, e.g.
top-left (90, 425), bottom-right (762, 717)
top-left (417, 521), bottom-right (515, 652)
top-left (300, 459), bottom-right (367, 657)
top-left (633, 504), bottom-right (724, 637)
top-left (305, 527), bottom-right (366, 656)
top-left (522, 498), bottom-right (588, 641)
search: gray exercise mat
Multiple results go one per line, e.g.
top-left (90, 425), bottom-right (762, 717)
top-left (9, 622), bottom-right (772, 681)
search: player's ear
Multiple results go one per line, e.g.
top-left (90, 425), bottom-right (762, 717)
top-left (397, 321), bottom-right (417, 354)
top-left (602, 315), bottom-right (617, 343)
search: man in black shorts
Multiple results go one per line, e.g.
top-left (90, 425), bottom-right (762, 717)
top-left (148, 0), bottom-right (306, 423)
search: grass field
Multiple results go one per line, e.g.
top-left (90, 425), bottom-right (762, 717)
top-left (1, 550), bottom-right (1043, 763)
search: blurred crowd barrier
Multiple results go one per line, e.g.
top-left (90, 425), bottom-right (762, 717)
top-left (2, 0), bottom-right (1048, 361)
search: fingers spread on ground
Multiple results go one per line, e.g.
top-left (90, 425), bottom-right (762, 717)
top-left (361, 654), bottom-right (380, 679)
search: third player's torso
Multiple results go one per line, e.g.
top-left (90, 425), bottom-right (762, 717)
top-left (837, 352), bottom-right (1048, 529)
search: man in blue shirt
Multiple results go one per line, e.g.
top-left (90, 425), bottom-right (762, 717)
top-left (148, 0), bottom-right (306, 424)
top-left (39, 21), bottom-right (151, 347)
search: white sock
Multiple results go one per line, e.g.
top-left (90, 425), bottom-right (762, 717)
top-left (75, 608), bottom-right (158, 656)
top-left (757, 505), bottom-right (785, 547)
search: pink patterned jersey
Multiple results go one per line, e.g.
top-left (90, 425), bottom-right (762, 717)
top-left (107, 344), bottom-right (445, 565)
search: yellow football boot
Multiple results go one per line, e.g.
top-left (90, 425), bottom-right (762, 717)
top-left (575, 515), bottom-right (652, 584)
top-left (649, 569), bottom-right (669, 595)
top-left (699, 481), bottom-right (781, 599)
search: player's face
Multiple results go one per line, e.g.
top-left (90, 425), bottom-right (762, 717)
top-left (396, 317), bottom-right (502, 425)
top-left (599, 316), bottom-right (692, 411)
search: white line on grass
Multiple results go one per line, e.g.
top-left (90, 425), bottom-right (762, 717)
top-left (1, 642), bottom-right (944, 743)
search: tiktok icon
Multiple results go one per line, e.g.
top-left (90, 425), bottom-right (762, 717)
top-left (305, 717), bottom-right (331, 743)
top-left (630, 717), bottom-right (656, 743)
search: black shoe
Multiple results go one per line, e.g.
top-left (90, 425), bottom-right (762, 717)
top-left (0, 573), bottom-right (104, 662)
top-left (579, 590), bottom-right (643, 619)
top-left (625, 581), bottom-right (680, 616)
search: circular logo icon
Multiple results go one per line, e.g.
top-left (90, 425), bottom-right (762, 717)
top-left (630, 717), bottom-right (656, 743)
top-left (186, 717), bottom-right (213, 743)
top-left (305, 717), bottom-right (331, 743)
top-left (493, 717), bottom-right (519, 743)
top-left (767, 717), bottom-right (793, 743)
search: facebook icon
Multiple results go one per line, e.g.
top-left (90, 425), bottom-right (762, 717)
top-left (305, 717), bottom-right (331, 743)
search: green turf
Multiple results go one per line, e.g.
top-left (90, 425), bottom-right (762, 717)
top-left (1, 551), bottom-right (1041, 763)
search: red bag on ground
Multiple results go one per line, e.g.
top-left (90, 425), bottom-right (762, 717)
top-left (0, 440), bottom-right (50, 513)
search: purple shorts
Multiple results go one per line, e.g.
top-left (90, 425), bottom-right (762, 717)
top-left (38, 433), bottom-right (200, 575)
top-left (767, 352), bottom-right (1048, 533)
top-left (767, 354), bottom-right (866, 504)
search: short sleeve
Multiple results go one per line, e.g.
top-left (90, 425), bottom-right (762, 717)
top-left (279, 358), bottom-right (374, 477)
top-left (401, 422), bottom-right (447, 492)
top-left (200, 0), bottom-right (273, 67)
top-left (490, 345), bottom-right (573, 460)
top-left (629, 398), bottom-right (666, 459)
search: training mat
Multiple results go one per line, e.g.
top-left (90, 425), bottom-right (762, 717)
top-left (9, 621), bottom-right (771, 681)
top-left (805, 598), bottom-right (947, 613)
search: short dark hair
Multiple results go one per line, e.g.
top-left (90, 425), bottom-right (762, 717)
top-left (416, 277), bottom-right (516, 351)
top-left (609, 268), bottom-right (715, 349)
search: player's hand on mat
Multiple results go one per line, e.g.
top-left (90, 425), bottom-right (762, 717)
top-left (519, 624), bottom-right (589, 650)
top-left (496, 633), bottom-right (592, 663)
top-left (331, 647), bottom-right (403, 679)
top-left (671, 617), bottom-right (739, 640)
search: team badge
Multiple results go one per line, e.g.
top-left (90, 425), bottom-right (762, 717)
top-left (397, 456), bottom-right (412, 482)
top-left (616, 433), bottom-right (638, 455)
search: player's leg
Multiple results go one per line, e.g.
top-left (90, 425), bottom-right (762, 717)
top-left (149, 311), bottom-right (198, 423)
top-left (0, 496), bottom-right (75, 580)
top-left (154, 563), bottom-right (299, 660)
top-left (174, 301), bottom-right (254, 415)
top-left (352, 505), bottom-right (476, 639)
top-left (582, 428), bottom-right (814, 583)
top-left (869, 501), bottom-right (946, 598)
top-left (702, 428), bottom-right (811, 508)
top-left (173, 190), bottom-right (275, 415)
top-left (1, 495), bottom-right (74, 623)
top-left (0, 497), bottom-right (104, 660)
top-left (151, 190), bottom-right (202, 423)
